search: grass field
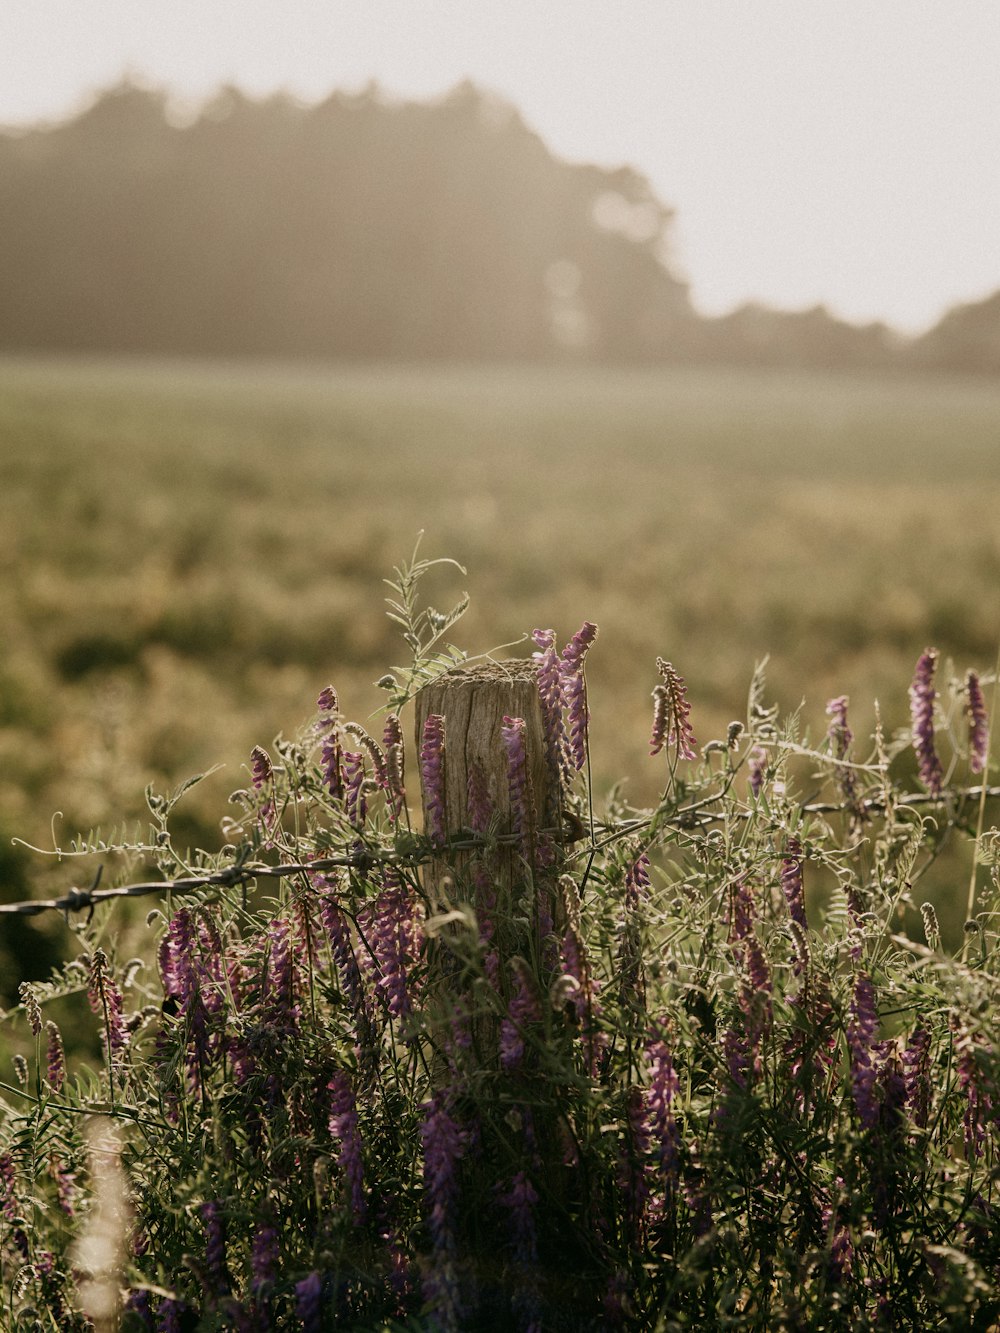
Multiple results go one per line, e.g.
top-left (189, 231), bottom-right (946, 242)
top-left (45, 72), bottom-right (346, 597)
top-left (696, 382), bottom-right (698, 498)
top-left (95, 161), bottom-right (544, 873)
top-left (3, 355), bottom-right (1000, 970)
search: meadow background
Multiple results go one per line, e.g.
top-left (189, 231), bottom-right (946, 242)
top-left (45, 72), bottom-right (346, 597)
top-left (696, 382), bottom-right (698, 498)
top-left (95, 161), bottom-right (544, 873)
top-left (4, 352), bottom-right (1000, 998)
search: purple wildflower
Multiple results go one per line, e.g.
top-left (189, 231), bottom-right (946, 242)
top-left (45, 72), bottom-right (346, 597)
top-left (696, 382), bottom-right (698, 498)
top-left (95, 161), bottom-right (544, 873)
top-left (649, 657), bottom-right (697, 762)
top-left (501, 959), bottom-right (541, 1072)
top-left (619, 1086), bottom-right (653, 1245)
top-left (295, 1271), bottom-right (325, 1333)
top-left (49, 1151), bottom-right (76, 1217)
top-left (157, 1298), bottom-right (188, 1333)
top-left (826, 695), bottom-right (861, 810)
top-left (500, 1169), bottom-right (539, 1266)
top-left (909, 648), bottom-right (944, 797)
top-left (250, 745), bottom-right (272, 790)
top-left (45, 1020), bottom-right (65, 1094)
top-left (328, 1070), bottom-right (366, 1222)
top-left (266, 916), bottom-right (299, 1028)
top-left (420, 1094), bottom-right (465, 1326)
top-left (87, 947), bottom-right (129, 1059)
top-left (533, 627), bottom-right (570, 782)
top-left (966, 670), bottom-right (989, 775)
top-left (201, 1200), bottom-right (230, 1296)
top-left (781, 837), bottom-right (807, 932)
top-left (903, 1026), bottom-right (932, 1130)
top-left (160, 907), bottom-right (197, 1005)
top-left (502, 715), bottom-right (535, 850)
top-left (318, 686), bottom-right (344, 800)
top-left (504, 714), bottom-right (536, 847)
top-left (561, 923), bottom-right (604, 1073)
top-left (366, 875), bottom-right (423, 1025)
top-left (953, 1017), bottom-right (991, 1158)
top-left (826, 694), bottom-right (853, 756)
top-left (342, 750), bottom-right (368, 828)
top-left (319, 895), bottom-right (369, 1020)
top-left (560, 621), bottom-right (599, 771)
top-left (624, 850), bottom-right (651, 909)
top-left (250, 1221), bottom-right (279, 1302)
top-left (748, 745), bottom-right (767, 797)
top-left (419, 713), bottom-right (447, 846)
top-left (123, 1289), bottom-right (154, 1329)
top-left (644, 1029), bottom-right (681, 1217)
top-left (728, 877), bottom-right (756, 945)
top-left (0, 1150), bottom-right (18, 1222)
top-left (0, 1153), bottom-right (27, 1254)
top-left (848, 972), bottom-right (879, 1129)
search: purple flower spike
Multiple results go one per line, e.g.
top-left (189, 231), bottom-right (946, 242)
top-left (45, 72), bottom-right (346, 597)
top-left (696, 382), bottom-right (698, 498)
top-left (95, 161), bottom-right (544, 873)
top-left (825, 695), bottom-right (853, 756)
top-left (826, 694), bottom-right (861, 802)
top-left (966, 670), bottom-right (989, 775)
top-left (903, 1026), bottom-right (932, 1130)
top-left (250, 745), bottom-right (272, 790)
top-left (501, 959), bottom-right (541, 1072)
top-left (747, 746), bottom-right (767, 797)
top-left (649, 658), bottom-right (697, 762)
top-left (157, 1297), bottom-right (187, 1333)
top-left (953, 1018), bottom-right (990, 1159)
top-left (420, 1094), bottom-right (465, 1325)
top-left (909, 649), bottom-right (944, 797)
top-left (295, 1271), bottom-right (325, 1333)
top-left (780, 837), bottom-right (807, 932)
top-left (328, 1070), bottom-right (366, 1223)
top-left (250, 1221), bottom-right (279, 1301)
top-left (624, 851), bottom-right (651, 910)
top-left (848, 972), bottom-right (879, 1129)
top-left (46, 1020), bottom-right (65, 1094)
top-left (87, 948), bottom-right (129, 1058)
top-left (645, 1029), bottom-right (681, 1215)
top-left (367, 875), bottom-right (422, 1024)
top-left (201, 1200), bottom-right (230, 1296)
top-left (317, 685), bottom-right (339, 714)
top-left (342, 750), bottom-right (368, 829)
top-left (420, 714), bottom-right (447, 846)
top-left (500, 1169), bottom-right (539, 1265)
top-left (0, 1150), bottom-right (18, 1222)
top-left (533, 627), bottom-right (569, 782)
top-left (502, 715), bottom-right (534, 847)
top-left (560, 621), bottom-right (598, 771)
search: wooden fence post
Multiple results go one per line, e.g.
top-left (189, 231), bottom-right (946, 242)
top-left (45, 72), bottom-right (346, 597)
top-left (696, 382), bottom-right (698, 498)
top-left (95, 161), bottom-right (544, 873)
top-left (414, 659), bottom-right (562, 901)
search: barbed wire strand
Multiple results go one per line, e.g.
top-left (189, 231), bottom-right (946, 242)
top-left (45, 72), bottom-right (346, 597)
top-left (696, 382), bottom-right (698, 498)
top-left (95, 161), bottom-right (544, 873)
top-left (3, 784), bottom-right (999, 920)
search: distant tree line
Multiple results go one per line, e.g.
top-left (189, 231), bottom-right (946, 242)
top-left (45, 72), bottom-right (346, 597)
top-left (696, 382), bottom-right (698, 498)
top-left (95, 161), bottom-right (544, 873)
top-left (0, 80), bottom-right (997, 372)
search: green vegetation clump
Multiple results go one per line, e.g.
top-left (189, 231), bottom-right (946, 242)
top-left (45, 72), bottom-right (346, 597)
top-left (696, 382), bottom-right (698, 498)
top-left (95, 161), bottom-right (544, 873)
top-left (1, 552), bottom-right (999, 1330)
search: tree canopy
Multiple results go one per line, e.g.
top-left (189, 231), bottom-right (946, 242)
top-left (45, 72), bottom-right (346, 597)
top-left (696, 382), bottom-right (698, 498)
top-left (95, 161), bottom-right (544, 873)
top-left (0, 80), bottom-right (996, 371)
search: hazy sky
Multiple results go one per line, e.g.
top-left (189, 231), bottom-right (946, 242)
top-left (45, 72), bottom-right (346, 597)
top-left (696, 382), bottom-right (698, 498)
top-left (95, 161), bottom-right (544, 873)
top-left (4, 2), bottom-right (999, 334)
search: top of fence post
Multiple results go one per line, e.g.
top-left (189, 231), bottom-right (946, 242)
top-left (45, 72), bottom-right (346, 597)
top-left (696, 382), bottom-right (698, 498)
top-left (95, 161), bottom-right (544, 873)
top-left (413, 659), bottom-right (563, 904)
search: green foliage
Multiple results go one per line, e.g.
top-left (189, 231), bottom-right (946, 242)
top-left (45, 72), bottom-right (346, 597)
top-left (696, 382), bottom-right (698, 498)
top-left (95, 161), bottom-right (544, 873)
top-left (1, 560), bottom-right (999, 1329)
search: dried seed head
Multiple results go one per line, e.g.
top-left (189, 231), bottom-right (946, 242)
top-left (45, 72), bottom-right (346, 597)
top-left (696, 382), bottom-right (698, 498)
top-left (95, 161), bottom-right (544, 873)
top-left (19, 982), bottom-right (42, 1037)
top-left (920, 901), bottom-right (941, 951)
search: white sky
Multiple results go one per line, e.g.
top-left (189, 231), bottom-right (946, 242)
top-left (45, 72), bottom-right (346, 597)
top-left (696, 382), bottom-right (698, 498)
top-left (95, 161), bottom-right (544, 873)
top-left (3, 1), bottom-right (999, 334)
